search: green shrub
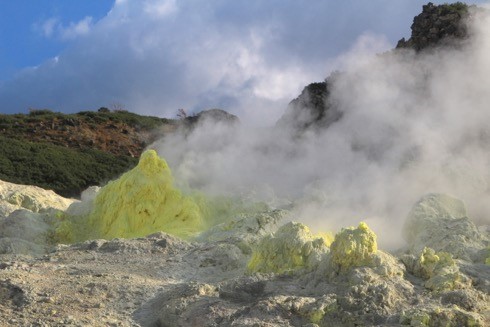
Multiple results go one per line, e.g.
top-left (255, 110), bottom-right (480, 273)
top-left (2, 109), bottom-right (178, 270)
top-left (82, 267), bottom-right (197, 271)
top-left (28, 109), bottom-right (54, 116)
top-left (0, 136), bottom-right (137, 198)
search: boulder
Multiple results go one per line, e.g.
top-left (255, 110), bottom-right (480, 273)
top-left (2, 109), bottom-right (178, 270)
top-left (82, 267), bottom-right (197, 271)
top-left (0, 179), bottom-right (75, 215)
top-left (403, 193), bottom-right (488, 261)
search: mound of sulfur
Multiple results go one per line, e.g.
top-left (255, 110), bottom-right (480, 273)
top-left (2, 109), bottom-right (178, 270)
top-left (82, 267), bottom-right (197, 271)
top-left (247, 222), bottom-right (330, 274)
top-left (402, 247), bottom-right (469, 292)
top-left (55, 150), bottom-right (204, 242)
top-left (329, 222), bottom-right (377, 273)
top-left (400, 307), bottom-right (485, 327)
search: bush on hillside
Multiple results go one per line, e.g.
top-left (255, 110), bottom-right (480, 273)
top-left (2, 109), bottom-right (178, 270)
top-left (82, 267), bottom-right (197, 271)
top-left (0, 136), bottom-right (137, 198)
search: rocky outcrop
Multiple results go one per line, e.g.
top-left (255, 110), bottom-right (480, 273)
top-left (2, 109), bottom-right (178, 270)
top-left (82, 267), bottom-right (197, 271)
top-left (396, 2), bottom-right (471, 51)
top-left (0, 180), bottom-right (77, 255)
top-left (184, 108), bottom-right (239, 127)
top-left (0, 179), bottom-right (74, 215)
top-left (276, 79), bottom-right (342, 135)
top-left (402, 193), bottom-right (489, 262)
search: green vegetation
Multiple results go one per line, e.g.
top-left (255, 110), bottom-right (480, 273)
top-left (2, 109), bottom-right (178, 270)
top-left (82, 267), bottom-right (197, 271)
top-left (0, 135), bottom-right (137, 198)
top-left (77, 109), bottom-right (172, 130)
top-left (0, 109), bottom-right (178, 197)
top-left (0, 108), bottom-right (172, 132)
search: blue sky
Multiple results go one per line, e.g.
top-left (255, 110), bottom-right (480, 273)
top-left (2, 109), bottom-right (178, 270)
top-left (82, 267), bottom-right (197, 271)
top-left (0, 0), bottom-right (113, 80)
top-left (0, 0), bottom-right (487, 124)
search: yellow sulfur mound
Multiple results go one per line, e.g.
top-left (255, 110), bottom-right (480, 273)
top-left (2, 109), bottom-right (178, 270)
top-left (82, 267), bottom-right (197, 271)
top-left (247, 222), bottom-right (330, 274)
top-left (55, 150), bottom-right (204, 242)
top-left (418, 247), bottom-right (468, 292)
top-left (329, 222), bottom-right (377, 273)
top-left (315, 231), bottom-right (335, 247)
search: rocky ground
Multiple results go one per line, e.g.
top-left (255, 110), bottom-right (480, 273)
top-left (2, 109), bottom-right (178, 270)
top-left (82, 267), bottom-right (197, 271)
top-left (0, 178), bottom-right (488, 327)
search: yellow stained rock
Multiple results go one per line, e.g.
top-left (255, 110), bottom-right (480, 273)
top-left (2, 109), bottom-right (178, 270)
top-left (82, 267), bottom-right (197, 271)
top-left (247, 222), bottom-right (329, 274)
top-left (55, 150), bottom-right (204, 242)
top-left (329, 222), bottom-right (377, 273)
top-left (418, 247), bottom-right (468, 292)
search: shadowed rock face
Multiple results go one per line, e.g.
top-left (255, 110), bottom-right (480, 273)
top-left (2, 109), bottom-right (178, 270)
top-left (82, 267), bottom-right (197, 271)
top-left (396, 2), bottom-right (470, 51)
top-left (183, 108), bottom-right (240, 128)
top-left (276, 80), bottom-right (342, 135)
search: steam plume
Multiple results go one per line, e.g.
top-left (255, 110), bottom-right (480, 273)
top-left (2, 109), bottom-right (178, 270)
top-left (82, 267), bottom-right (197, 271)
top-left (153, 9), bottom-right (490, 249)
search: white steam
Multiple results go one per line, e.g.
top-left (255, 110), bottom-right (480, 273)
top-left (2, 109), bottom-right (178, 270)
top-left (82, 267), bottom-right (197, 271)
top-left (153, 10), bottom-right (490, 249)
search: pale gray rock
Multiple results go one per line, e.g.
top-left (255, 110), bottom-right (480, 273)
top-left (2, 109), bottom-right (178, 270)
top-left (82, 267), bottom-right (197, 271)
top-left (403, 193), bottom-right (489, 261)
top-left (0, 237), bottom-right (47, 256)
top-left (65, 186), bottom-right (100, 216)
top-left (0, 209), bottom-right (51, 245)
top-left (196, 209), bottom-right (287, 254)
top-left (0, 179), bottom-right (75, 214)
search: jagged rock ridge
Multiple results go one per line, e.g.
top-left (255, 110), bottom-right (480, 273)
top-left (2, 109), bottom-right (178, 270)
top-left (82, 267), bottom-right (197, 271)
top-left (278, 2), bottom-right (473, 135)
top-left (396, 2), bottom-right (470, 51)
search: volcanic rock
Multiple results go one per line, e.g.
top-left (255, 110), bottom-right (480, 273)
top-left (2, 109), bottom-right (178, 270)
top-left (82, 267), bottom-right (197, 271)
top-left (276, 78), bottom-right (342, 135)
top-left (184, 108), bottom-right (239, 126)
top-left (0, 180), bottom-right (488, 325)
top-left (0, 179), bottom-right (75, 215)
top-left (396, 2), bottom-right (471, 51)
top-left (403, 193), bottom-right (489, 262)
top-left (247, 222), bottom-right (329, 274)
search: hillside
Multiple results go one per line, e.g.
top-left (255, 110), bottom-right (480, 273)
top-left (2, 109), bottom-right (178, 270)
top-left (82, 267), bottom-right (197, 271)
top-left (0, 109), bottom-right (176, 197)
top-left (0, 109), bottom-right (176, 157)
top-left (0, 108), bottom-right (237, 197)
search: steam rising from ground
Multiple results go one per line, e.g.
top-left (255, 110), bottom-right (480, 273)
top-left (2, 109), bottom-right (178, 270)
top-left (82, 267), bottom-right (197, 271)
top-left (154, 11), bottom-right (490, 249)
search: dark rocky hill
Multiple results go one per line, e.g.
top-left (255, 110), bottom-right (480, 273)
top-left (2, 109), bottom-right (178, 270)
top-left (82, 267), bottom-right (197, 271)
top-left (277, 2), bottom-right (473, 135)
top-left (396, 2), bottom-right (470, 51)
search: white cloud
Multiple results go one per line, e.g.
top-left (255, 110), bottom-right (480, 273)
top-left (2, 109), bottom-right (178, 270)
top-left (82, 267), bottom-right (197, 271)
top-left (144, 0), bottom-right (178, 18)
top-left (35, 16), bottom-right (94, 41)
top-left (39, 17), bottom-right (59, 38)
top-left (59, 16), bottom-right (94, 40)
top-left (4, 0), bottom-right (486, 125)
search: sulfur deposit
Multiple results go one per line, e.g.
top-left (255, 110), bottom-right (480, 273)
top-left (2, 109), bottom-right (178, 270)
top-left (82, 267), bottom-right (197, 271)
top-left (328, 222), bottom-right (378, 273)
top-left (402, 247), bottom-right (470, 292)
top-left (0, 183), bottom-right (489, 326)
top-left (54, 150), bottom-right (204, 243)
top-left (247, 222), bottom-right (330, 274)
